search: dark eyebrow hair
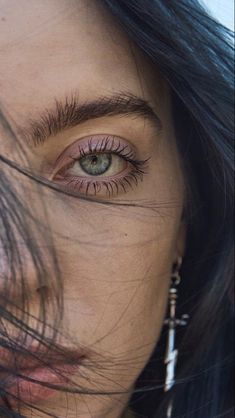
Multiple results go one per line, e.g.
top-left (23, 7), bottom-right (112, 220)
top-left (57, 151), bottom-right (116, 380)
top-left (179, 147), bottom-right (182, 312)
top-left (18, 92), bottom-right (163, 146)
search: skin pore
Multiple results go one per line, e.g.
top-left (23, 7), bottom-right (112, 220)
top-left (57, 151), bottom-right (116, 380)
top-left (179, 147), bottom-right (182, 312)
top-left (0, 1), bottom-right (186, 417)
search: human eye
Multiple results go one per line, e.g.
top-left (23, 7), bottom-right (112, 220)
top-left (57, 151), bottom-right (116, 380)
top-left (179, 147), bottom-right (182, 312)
top-left (50, 134), bottom-right (149, 197)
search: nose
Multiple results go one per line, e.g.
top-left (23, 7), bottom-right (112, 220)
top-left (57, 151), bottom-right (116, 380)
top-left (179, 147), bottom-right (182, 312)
top-left (0, 263), bottom-right (60, 346)
top-left (35, 283), bottom-right (51, 301)
top-left (0, 282), bottom-right (50, 305)
top-left (0, 245), bottom-right (55, 307)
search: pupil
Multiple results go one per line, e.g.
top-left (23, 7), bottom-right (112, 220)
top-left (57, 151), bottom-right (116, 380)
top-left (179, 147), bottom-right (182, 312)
top-left (91, 156), bottom-right (98, 165)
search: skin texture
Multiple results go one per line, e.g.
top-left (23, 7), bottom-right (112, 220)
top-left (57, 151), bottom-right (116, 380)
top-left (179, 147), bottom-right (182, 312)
top-left (0, 1), bottom-right (186, 417)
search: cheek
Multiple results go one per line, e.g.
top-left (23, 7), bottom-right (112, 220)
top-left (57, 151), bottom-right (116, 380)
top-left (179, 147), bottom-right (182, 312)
top-left (53, 204), bottom-right (177, 357)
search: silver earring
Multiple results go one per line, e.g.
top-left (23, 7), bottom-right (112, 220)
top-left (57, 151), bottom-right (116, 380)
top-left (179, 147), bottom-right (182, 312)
top-left (164, 257), bottom-right (189, 418)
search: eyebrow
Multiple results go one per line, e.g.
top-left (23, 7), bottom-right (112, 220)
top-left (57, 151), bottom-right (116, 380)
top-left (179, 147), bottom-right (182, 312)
top-left (19, 92), bottom-right (163, 146)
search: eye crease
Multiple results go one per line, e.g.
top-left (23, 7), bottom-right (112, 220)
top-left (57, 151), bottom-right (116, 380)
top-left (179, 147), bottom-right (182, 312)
top-left (51, 134), bottom-right (150, 197)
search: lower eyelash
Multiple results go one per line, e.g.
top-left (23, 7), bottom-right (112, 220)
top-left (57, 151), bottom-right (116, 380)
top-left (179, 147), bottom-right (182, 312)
top-left (60, 162), bottom-right (147, 197)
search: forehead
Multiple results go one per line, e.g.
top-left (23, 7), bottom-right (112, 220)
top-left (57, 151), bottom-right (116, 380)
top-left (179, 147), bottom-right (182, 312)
top-left (0, 0), bottom-right (163, 129)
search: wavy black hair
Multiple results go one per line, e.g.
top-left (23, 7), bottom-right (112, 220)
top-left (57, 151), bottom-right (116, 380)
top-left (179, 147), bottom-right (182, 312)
top-left (0, 0), bottom-right (234, 417)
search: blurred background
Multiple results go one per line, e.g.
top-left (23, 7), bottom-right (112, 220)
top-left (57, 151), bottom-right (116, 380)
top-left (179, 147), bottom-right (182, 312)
top-left (203, 0), bottom-right (234, 31)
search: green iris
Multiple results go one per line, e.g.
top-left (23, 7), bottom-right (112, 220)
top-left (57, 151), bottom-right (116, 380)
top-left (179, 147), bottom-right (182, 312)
top-left (80, 153), bottom-right (112, 176)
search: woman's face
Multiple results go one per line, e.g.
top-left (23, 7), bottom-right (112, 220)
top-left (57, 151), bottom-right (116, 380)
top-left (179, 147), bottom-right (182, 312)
top-left (0, 1), bottom-right (186, 417)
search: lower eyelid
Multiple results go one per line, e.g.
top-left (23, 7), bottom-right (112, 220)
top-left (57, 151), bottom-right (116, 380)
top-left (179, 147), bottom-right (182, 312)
top-left (54, 174), bottom-right (141, 197)
top-left (52, 161), bottom-right (145, 197)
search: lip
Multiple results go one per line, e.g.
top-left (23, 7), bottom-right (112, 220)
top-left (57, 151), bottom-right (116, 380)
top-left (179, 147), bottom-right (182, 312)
top-left (0, 345), bottom-right (86, 407)
top-left (5, 363), bottom-right (80, 407)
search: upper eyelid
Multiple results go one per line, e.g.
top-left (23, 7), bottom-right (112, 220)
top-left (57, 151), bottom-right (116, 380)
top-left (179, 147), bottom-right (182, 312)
top-left (53, 134), bottom-right (137, 166)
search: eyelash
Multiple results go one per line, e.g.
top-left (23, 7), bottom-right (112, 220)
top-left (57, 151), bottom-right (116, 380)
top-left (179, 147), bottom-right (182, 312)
top-left (53, 136), bottom-right (150, 197)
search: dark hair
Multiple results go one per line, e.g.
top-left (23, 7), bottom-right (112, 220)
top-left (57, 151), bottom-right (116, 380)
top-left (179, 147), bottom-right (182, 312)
top-left (0, 0), bottom-right (234, 417)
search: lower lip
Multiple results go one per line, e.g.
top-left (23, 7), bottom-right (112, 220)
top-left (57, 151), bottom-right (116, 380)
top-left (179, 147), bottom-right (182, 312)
top-left (6, 364), bottom-right (79, 407)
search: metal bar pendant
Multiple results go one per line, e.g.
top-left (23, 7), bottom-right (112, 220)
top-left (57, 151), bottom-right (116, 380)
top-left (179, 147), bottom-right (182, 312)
top-left (164, 262), bottom-right (189, 418)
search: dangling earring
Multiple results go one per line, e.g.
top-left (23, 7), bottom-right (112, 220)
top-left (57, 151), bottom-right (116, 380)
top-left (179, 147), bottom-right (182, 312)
top-left (164, 257), bottom-right (189, 418)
